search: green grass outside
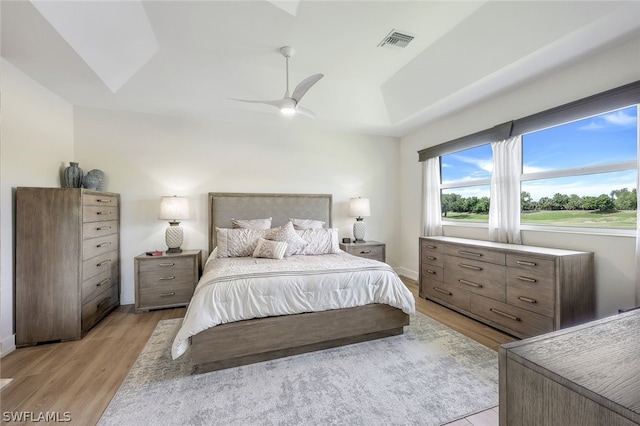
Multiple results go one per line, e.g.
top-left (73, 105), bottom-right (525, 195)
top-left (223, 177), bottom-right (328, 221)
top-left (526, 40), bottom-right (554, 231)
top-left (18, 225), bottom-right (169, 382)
top-left (445, 210), bottom-right (637, 229)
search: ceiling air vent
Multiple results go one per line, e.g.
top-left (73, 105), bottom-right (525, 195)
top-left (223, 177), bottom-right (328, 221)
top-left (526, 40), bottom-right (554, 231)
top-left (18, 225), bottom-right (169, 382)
top-left (378, 30), bottom-right (415, 48)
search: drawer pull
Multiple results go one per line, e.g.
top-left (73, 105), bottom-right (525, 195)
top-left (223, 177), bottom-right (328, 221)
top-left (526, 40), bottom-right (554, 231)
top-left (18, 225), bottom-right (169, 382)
top-left (426, 269), bottom-right (437, 275)
top-left (459, 263), bottom-right (482, 271)
top-left (97, 297), bottom-right (111, 309)
top-left (96, 277), bottom-right (110, 287)
top-left (360, 250), bottom-right (372, 254)
top-left (160, 292), bottom-right (176, 297)
top-left (97, 259), bottom-right (112, 267)
top-left (96, 211), bottom-right (112, 215)
top-left (160, 276), bottom-right (176, 280)
top-left (96, 199), bottom-right (112, 203)
top-left (96, 242), bottom-right (112, 248)
top-left (490, 308), bottom-right (521, 322)
top-left (426, 256), bottom-right (437, 261)
top-left (96, 226), bottom-right (112, 231)
top-left (426, 245), bottom-right (437, 249)
top-left (459, 250), bottom-right (482, 257)
top-left (433, 287), bottom-right (452, 296)
top-left (516, 260), bottom-right (537, 267)
top-left (458, 279), bottom-right (482, 288)
top-left (517, 276), bottom-right (537, 283)
top-left (518, 296), bottom-right (537, 304)
top-left (159, 262), bottom-right (175, 267)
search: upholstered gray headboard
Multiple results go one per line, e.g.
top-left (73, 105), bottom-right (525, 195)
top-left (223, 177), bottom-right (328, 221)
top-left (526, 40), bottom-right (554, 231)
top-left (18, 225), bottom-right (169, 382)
top-left (208, 192), bottom-right (333, 252)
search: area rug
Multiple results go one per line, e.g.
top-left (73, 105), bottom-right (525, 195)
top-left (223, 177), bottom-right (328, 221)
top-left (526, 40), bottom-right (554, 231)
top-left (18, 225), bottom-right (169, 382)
top-left (99, 313), bottom-right (498, 426)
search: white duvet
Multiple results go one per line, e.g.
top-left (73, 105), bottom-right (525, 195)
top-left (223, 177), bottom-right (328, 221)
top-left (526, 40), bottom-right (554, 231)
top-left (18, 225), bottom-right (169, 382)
top-left (171, 251), bottom-right (416, 359)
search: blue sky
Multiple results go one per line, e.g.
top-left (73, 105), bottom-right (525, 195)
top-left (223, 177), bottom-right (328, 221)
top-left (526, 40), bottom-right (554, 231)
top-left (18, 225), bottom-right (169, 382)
top-left (441, 105), bottom-right (638, 200)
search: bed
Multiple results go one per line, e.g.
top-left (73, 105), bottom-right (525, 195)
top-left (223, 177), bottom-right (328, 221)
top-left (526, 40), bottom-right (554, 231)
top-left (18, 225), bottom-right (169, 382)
top-left (172, 192), bottom-right (415, 374)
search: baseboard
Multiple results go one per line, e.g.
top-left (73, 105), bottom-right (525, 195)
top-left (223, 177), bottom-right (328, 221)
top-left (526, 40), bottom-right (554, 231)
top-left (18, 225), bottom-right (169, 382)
top-left (1, 334), bottom-right (16, 358)
top-left (395, 267), bottom-right (418, 281)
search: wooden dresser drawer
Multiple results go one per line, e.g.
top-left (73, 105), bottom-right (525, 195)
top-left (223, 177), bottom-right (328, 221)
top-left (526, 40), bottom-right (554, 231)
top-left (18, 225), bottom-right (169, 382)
top-left (138, 255), bottom-right (194, 273)
top-left (343, 244), bottom-right (385, 262)
top-left (507, 281), bottom-right (555, 318)
top-left (82, 234), bottom-right (118, 260)
top-left (506, 267), bottom-right (555, 293)
top-left (82, 269), bottom-right (117, 305)
top-left (83, 205), bottom-right (118, 223)
top-left (444, 255), bottom-right (506, 300)
top-left (83, 250), bottom-right (119, 280)
top-left (138, 285), bottom-right (195, 308)
top-left (83, 220), bottom-right (118, 240)
top-left (424, 282), bottom-right (470, 311)
top-left (421, 240), bottom-right (444, 268)
top-left (443, 243), bottom-right (506, 265)
top-left (81, 283), bottom-right (119, 332)
top-left (83, 193), bottom-right (118, 207)
top-left (506, 253), bottom-right (555, 275)
top-left (421, 265), bottom-right (444, 283)
top-left (470, 293), bottom-right (554, 338)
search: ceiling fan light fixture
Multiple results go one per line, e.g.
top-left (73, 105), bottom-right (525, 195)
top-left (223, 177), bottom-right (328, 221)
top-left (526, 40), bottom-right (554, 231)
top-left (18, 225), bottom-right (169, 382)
top-left (280, 107), bottom-right (296, 116)
top-left (280, 98), bottom-right (297, 116)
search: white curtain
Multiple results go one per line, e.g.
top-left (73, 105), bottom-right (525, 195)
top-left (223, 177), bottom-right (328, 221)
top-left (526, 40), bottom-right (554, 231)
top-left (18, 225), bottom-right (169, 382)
top-left (422, 157), bottom-right (443, 236)
top-left (488, 135), bottom-right (522, 244)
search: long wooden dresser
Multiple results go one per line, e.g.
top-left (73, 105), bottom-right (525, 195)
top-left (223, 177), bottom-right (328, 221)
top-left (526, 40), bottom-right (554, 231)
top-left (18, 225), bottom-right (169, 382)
top-left (419, 236), bottom-right (594, 338)
top-left (15, 187), bottom-right (120, 347)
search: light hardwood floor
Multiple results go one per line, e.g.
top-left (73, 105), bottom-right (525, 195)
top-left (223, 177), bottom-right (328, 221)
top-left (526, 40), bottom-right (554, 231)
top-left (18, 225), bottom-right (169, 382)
top-left (0, 277), bottom-right (516, 425)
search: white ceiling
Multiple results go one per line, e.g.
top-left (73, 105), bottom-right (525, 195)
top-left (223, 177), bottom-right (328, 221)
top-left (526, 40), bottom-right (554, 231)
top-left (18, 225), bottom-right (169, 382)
top-left (2, 0), bottom-right (640, 137)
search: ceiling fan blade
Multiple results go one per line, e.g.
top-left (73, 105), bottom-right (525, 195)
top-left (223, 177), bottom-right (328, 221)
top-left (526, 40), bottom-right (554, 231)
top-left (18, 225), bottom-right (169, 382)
top-left (295, 105), bottom-right (316, 119)
top-left (291, 74), bottom-right (324, 103)
top-left (229, 98), bottom-right (285, 108)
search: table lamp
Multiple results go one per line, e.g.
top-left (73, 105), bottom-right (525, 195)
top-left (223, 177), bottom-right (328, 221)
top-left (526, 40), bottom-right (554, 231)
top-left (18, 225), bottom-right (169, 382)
top-left (349, 197), bottom-right (370, 243)
top-left (159, 195), bottom-right (190, 253)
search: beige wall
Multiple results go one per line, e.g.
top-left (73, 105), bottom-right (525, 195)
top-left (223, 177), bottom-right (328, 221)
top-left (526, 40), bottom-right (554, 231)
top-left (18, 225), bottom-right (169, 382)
top-left (73, 107), bottom-right (401, 306)
top-left (399, 35), bottom-right (640, 319)
top-left (0, 59), bottom-right (75, 355)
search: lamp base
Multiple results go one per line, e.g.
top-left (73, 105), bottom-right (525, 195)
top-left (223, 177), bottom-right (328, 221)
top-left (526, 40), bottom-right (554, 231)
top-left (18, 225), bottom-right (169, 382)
top-left (165, 222), bottom-right (184, 254)
top-left (165, 247), bottom-right (183, 254)
top-left (353, 220), bottom-right (366, 243)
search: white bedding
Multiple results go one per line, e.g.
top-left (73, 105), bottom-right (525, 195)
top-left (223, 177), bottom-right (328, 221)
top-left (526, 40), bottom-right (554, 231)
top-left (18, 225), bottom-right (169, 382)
top-left (171, 251), bottom-right (416, 359)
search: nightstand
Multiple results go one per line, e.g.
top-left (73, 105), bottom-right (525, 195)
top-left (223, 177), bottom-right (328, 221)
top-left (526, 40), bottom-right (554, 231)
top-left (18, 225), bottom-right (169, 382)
top-left (339, 241), bottom-right (386, 262)
top-left (134, 250), bottom-right (202, 313)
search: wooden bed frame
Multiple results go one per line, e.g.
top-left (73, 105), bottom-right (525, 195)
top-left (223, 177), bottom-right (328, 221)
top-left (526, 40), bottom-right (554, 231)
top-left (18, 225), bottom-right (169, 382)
top-left (189, 192), bottom-right (410, 374)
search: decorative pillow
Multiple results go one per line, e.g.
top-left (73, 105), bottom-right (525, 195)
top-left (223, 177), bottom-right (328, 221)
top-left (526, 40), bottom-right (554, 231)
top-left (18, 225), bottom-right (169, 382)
top-left (297, 228), bottom-right (341, 255)
top-left (231, 217), bottom-right (272, 230)
top-left (266, 221), bottom-right (307, 257)
top-left (253, 237), bottom-right (287, 260)
top-left (216, 228), bottom-right (268, 257)
top-left (290, 218), bottom-right (325, 230)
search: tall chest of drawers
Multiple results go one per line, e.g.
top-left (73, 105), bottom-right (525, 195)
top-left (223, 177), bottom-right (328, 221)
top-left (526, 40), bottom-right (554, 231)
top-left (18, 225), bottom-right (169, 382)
top-left (15, 187), bottom-right (120, 346)
top-left (419, 236), bottom-right (594, 339)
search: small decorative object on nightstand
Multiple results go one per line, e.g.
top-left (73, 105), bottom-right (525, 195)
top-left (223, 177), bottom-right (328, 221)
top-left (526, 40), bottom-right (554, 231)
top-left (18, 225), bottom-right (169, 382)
top-left (159, 195), bottom-right (190, 253)
top-left (349, 197), bottom-right (370, 242)
top-left (134, 249), bottom-right (201, 313)
top-left (339, 240), bottom-right (385, 263)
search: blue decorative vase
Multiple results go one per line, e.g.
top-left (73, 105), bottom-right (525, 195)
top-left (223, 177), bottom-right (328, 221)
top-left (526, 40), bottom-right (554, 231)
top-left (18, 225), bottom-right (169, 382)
top-left (63, 162), bottom-right (83, 188)
top-left (83, 169), bottom-right (106, 191)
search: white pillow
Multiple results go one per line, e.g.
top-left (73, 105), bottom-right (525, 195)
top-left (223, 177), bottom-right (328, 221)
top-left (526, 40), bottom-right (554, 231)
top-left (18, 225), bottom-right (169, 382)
top-left (231, 217), bottom-right (272, 229)
top-left (216, 228), bottom-right (268, 257)
top-left (290, 218), bottom-right (325, 230)
top-left (253, 237), bottom-right (287, 260)
top-left (297, 228), bottom-right (340, 255)
top-left (266, 221), bottom-right (307, 257)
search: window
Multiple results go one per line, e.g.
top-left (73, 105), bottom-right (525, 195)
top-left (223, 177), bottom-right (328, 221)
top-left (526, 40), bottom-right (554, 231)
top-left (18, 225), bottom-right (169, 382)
top-left (521, 105), bottom-right (638, 229)
top-left (440, 144), bottom-right (492, 222)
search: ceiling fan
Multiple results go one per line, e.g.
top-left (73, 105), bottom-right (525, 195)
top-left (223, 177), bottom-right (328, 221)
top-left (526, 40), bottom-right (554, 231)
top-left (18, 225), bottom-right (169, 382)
top-left (231, 46), bottom-right (324, 118)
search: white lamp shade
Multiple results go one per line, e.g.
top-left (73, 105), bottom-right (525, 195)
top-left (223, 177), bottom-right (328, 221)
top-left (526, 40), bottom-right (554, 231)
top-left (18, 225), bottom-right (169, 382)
top-left (349, 198), bottom-right (371, 217)
top-left (159, 196), bottom-right (190, 221)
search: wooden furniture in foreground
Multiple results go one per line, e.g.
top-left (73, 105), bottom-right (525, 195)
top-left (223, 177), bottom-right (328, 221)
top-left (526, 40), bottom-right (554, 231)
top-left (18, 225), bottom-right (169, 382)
top-left (134, 250), bottom-right (202, 313)
top-left (15, 187), bottom-right (120, 347)
top-left (188, 192), bottom-right (409, 373)
top-left (499, 309), bottom-right (640, 425)
top-left (419, 236), bottom-right (594, 339)
top-left (339, 240), bottom-right (386, 262)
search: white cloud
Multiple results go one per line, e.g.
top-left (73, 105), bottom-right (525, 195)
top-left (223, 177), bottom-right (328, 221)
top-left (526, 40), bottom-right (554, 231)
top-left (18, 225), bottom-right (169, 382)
top-left (579, 108), bottom-right (637, 131)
